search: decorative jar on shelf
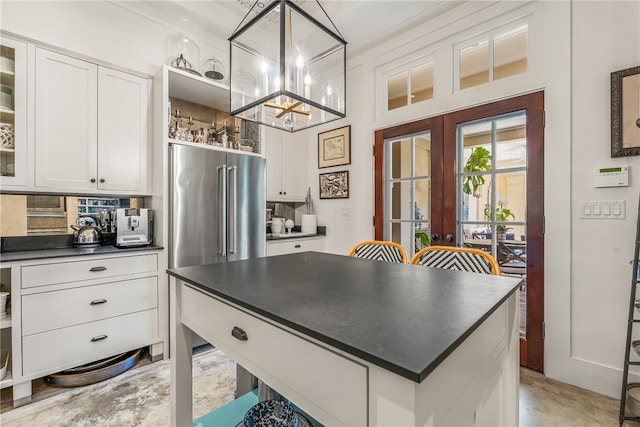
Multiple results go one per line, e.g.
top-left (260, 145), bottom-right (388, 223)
top-left (166, 33), bottom-right (200, 76)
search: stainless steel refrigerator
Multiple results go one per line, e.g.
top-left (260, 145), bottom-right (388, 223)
top-left (169, 143), bottom-right (265, 397)
top-left (169, 143), bottom-right (266, 269)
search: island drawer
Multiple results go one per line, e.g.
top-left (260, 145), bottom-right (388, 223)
top-left (266, 238), bottom-right (324, 256)
top-left (21, 253), bottom-right (158, 288)
top-left (22, 276), bottom-right (158, 336)
top-left (22, 308), bottom-right (158, 378)
top-left (181, 285), bottom-right (367, 427)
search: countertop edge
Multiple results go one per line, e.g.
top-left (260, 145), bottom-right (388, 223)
top-left (0, 245), bottom-right (164, 262)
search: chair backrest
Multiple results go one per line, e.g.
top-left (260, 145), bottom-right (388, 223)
top-left (348, 240), bottom-right (408, 263)
top-left (409, 245), bottom-right (501, 275)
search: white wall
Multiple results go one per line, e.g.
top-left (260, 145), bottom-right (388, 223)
top-left (3, 0), bottom-right (640, 399)
top-left (562, 0), bottom-right (640, 396)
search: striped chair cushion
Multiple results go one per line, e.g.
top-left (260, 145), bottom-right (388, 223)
top-left (353, 244), bottom-right (405, 263)
top-left (414, 250), bottom-right (494, 274)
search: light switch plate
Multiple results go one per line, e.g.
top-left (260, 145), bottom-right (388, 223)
top-left (580, 200), bottom-right (626, 219)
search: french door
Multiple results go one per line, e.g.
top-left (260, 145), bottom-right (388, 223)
top-left (374, 91), bottom-right (544, 372)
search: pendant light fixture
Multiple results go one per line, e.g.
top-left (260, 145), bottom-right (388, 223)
top-left (229, 0), bottom-right (346, 132)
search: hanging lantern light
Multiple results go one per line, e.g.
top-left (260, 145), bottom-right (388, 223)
top-left (229, 0), bottom-right (346, 132)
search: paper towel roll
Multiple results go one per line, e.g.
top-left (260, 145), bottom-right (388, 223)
top-left (301, 214), bottom-right (317, 234)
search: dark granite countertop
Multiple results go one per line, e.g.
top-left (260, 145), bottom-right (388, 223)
top-left (266, 225), bottom-right (326, 241)
top-left (167, 252), bottom-right (522, 383)
top-left (0, 244), bottom-right (164, 262)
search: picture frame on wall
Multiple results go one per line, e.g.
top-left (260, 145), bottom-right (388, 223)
top-left (318, 125), bottom-right (351, 168)
top-left (319, 170), bottom-right (349, 199)
top-left (611, 65), bottom-right (640, 157)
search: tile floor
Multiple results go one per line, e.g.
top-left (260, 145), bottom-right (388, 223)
top-left (0, 354), bottom-right (632, 426)
top-left (520, 368), bottom-right (624, 426)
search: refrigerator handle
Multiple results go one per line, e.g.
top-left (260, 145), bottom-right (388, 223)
top-left (218, 164), bottom-right (227, 256)
top-left (228, 165), bottom-right (238, 255)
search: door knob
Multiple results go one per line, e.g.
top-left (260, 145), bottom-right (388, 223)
top-left (431, 233), bottom-right (440, 241)
top-left (445, 234), bottom-right (454, 242)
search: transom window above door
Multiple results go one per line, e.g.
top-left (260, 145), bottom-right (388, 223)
top-left (384, 58), bottom-right (434, 111)
top-left (455, 22), bottom-right (528, 90)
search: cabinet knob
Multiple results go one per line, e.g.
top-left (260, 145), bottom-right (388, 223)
top-left (90, 299), bottom-right (107, 306)
top-left (90, 178), bottom-right (96, 183)
top-left (283, 192), bottom-right (286, 195)
top-left (279, 191), bottom-right (282, 195)
top-left (90, 266), bottom-right (107, 272)
top-left (294, 244), bottom-right (301, 249)
top-left (100, 178), bottom-right (105, 183)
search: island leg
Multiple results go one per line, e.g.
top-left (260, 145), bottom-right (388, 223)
top-left (170, 277), bottom-right (193, 427)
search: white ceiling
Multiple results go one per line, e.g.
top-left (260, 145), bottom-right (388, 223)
top-left (112, 0), bottom-right (463, 56)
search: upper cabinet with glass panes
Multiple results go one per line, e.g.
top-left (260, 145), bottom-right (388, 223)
top-left (0, 37), bottom-right (27, 187)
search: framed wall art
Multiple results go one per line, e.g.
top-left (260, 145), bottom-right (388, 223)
top-left (319, 170), bottom-right (349, 199)
top-left (611, 65), bottom-right (640, 157)
top-left (318, 125), bottom-right (351, 168)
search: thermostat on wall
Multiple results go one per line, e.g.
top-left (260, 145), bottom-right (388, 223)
top-left (594, 166), bottom-right (629, 187)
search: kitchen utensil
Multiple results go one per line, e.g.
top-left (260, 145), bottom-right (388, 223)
top-left (301, 214), bottom-right (316, 235)
top-left (271, 217), bottom-right (284, 234)
top-left (70, 223), bottom-right (103, 246)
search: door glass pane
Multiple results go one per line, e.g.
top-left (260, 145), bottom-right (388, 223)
top-left (390, 137), bottom-right (412, 179)
top-left (411, 62), bottom-right (433, 104)
top-left (1, 44), bottom-right (16, 177)
top-left (494, 25), bottom-right (528, 80)
top-left (387, 70), bottom-right (408, 111)
top-left (390, 181), bottom-right (412, 220)
top-left (415, 133), bottom-right (431, 177)
top-left (494, 171), bottom-right (526, 230)
top-left (460, 39), bottom-right (489, 89)
top-left (495, 113), bottom-right (526, 169)
top-left (462, 175), bottom-right (492, 222)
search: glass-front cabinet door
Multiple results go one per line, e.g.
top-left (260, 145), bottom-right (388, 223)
top-left (0, 36), bottom-right (27, 187)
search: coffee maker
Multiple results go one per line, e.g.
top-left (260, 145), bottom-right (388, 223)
top-left (116, 208), bottom-right (152, 247)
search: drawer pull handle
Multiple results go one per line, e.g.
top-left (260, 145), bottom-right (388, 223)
top-left (91, 335), bottom-right (108, 342)
top-left (294, 244), bottom-right (301, 248)
top-left (90, 299), bottom-right (107, 306)
top-left (90, 266), bottom-right (107, 272)
top-left (231, 326), bottom-right (248, 341)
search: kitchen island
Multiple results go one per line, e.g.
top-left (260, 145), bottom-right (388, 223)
top-left (168, 252), bottom-right (522, 426)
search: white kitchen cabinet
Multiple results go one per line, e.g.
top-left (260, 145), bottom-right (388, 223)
top-left (34, 47), bottom-right (150, 195)
top-left (266, 237), bottom-right (324, 256)
top-left (0, 37), bottom-right (28, 189)
top-left (6, 250), bottom-right (162, 407)
top-left (265, 128), bottom-right (307, 202)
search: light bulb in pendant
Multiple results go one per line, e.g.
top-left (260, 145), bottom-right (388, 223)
top-left (282, 114), bottom-right (294, 131)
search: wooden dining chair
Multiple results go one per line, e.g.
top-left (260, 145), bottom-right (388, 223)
top-left (347, 240), bottom-right (408, 263)
top-left (409, 245), bottom-right (501, 275)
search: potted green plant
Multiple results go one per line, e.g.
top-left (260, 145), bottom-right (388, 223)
top-left (484, 200), bottom-right (515, 239)
top-left (415, 231), bottom-right (430, 252)
top-left (462, 147), bottom-right (492, 196)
